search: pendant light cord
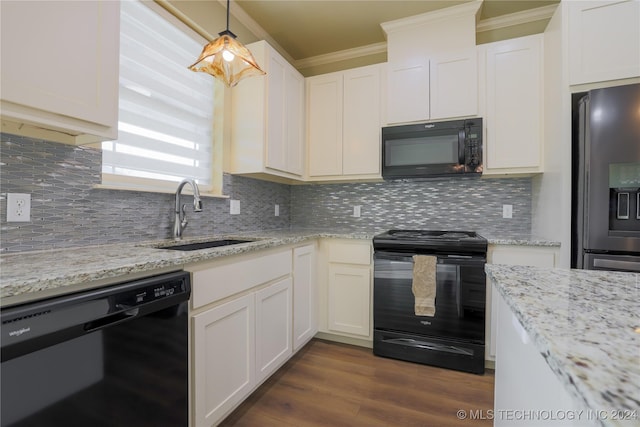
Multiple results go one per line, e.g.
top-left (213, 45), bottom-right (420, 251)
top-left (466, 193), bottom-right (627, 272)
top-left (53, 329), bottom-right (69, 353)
top-left (226, 0), bottom-right (231, 32)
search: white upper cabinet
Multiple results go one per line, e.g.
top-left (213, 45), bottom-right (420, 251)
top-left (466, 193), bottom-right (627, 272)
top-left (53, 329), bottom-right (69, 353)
top-left (342, 66), bottom-right (382, 176)
top-left (307, 72), bottom-right (344, 177)
top-left (306, 64), bottom-right (382, 180)
top-left (230, 40), bottom-right (305, 180)
top-left (568, 0), bottom-right (640, 85)
top-left (386, 58), bottom-right (430, 123)
top-left (0, 1), bottom-right (120, 144)
top-left (479, 34), bottom-right (544, 174)
top-left (430, 49), bottom-right (478, 120)
top-left (382, 2), bottom-right (481, 125)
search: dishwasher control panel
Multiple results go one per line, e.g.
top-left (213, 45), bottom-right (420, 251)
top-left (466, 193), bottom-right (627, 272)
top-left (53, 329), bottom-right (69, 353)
top-left (114, 275), bottom-right (189, 308)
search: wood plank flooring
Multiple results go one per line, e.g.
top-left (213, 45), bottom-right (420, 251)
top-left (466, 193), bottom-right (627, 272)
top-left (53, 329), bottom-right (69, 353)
top-left (219, 339), bottom-right (494, 427)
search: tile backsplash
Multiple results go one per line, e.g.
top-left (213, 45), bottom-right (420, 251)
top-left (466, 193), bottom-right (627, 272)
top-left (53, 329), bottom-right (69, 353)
top-left (1, 133), bottom-right (532, 252)
top-left (0, 134), bottom-right (290, 252)
top-left (290, 178), bottom-right (531, 235)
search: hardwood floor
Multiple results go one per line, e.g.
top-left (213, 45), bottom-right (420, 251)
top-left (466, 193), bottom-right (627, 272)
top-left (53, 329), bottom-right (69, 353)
top-left (219, 339), bottom-right (494, 427)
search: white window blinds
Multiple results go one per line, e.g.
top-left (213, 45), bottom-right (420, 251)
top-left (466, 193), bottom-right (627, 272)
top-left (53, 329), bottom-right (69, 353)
top-left (102, 0), bottom-right (215, 189)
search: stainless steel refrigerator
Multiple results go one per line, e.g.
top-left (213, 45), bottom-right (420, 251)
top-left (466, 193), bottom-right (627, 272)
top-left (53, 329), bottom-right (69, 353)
top-left (573, 83), bottom-right (640, 272)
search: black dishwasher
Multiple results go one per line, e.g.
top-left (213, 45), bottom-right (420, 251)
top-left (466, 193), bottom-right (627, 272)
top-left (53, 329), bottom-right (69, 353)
top-left (1, 270), bottom-right (191, 427)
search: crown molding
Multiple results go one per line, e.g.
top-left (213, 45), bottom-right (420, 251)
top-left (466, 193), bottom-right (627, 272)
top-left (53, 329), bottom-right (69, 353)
top-left (293, 42), bottom-right (387, 70)
top-left (381, 0), bottom-right (483, 35)
top-left (227, 0), bottom-right (559, 71)
top-left (476, 4), bottom-right (558, 32)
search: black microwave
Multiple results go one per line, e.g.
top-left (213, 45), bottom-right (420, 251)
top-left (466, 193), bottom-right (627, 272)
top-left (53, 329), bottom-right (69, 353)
top-left (381, 118), bottom-right (483, 179)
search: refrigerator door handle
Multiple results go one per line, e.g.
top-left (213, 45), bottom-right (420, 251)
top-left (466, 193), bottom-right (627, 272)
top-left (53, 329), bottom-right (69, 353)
top-left (593, 258), bottom-right (640, 272)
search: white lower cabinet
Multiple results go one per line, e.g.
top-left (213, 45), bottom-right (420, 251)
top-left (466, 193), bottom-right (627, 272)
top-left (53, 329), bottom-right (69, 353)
top-left (327, 265), bottom-right (371, 337)
top-left (255, 278), bottom-right (293, 384)
top-left (317, 239), bottom-right (373, 343)
top-left (189, 244), bottom-right (315, 427)
top-left (486, 245), bottom-right (559, 361)
top-left (293, 245), bottom-right (317, 350)
top-left (192, 294), bottom-right (255, 427)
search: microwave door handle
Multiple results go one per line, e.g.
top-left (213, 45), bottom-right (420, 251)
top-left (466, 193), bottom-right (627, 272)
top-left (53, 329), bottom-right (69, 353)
top-left (458, 129), bottom-right (466, 165)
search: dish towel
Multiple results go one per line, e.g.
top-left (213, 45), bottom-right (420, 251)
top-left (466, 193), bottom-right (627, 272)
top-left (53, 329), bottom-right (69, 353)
top-left (412, 255), bottom-right (437, 317)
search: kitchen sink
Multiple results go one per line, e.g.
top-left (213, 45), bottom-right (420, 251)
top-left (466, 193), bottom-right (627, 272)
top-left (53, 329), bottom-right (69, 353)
top-left (159, 239), bottom-right (253, 251)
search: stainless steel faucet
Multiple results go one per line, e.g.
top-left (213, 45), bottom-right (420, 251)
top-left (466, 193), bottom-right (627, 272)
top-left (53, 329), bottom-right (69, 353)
top-left (173, 178), bottom-right (203, 239)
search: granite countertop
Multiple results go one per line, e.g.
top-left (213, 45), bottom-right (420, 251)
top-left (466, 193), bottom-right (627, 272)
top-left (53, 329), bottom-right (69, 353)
top-left (483, 233), bottom-right (561, 247)
top-left (0, 229), bottom-right (376, 305)
top-left (486, 264), bottom-right (640, 425)
top-left (0, 228), bottom-right (559, 306)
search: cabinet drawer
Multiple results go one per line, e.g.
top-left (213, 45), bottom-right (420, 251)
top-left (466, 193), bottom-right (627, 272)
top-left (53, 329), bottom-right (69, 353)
top-left (328, 241), bottom-right (371, 265)
top-left (191, 250), bottom-right (292, 309)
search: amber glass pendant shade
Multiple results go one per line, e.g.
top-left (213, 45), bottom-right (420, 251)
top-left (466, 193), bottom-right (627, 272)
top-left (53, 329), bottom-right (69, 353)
top-left (188, 0), bottom-right (265, 87)
top-left (189, 30), bottom-right (265, 87)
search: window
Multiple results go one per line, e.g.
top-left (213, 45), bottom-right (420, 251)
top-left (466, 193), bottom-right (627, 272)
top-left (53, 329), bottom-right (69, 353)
top-left (102, 0), bottom-right (222, 194)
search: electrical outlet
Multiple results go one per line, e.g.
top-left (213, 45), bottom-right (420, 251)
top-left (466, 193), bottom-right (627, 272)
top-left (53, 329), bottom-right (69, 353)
top-left (274, 204), bottom-right (280, 217)
top-left (353, 205), bottom-right (361, 218)
top-left (7, 193), bottom-right (31, 222)
top-left (230, 199), bottom-right (240, 215)
top-left (502, 204), bottom-right (513, 219)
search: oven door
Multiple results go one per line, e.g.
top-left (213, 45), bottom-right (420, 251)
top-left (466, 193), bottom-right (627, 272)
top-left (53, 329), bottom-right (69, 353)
top-left (373, 251), bottom-right (486, 344)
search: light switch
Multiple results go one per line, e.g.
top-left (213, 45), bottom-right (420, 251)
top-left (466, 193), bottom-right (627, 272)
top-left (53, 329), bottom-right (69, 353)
top-left (353, 205), bottom-right (361, 218)
top-left (502, 204), bottom-right (513, 219)
top-left (230, 199), bottom-right (240, 215)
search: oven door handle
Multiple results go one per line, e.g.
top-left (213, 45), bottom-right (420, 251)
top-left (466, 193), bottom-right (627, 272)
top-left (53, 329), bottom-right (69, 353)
top-left (374, 252), bottom-right (417, 263)
top-left (381, 337), bottom-right (473, 356)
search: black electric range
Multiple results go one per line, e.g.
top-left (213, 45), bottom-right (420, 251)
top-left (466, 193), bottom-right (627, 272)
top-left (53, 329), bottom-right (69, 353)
top-left (372, 229), bottom-right (488, 374)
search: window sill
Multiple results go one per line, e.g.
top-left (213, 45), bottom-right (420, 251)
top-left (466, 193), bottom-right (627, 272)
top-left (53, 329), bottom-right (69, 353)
top-left (93, 183), bottom-right (229, 199)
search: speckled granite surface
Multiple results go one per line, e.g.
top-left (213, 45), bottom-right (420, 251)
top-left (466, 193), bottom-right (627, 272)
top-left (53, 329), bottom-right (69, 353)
top-left (0, 230), bottom-right (375, 305)
top-left (0, 228), bottom-right (558, 306)
top-left (486, 264), bottom-right (640, 425)
top-left (483, 233), bottom-right (561, 247)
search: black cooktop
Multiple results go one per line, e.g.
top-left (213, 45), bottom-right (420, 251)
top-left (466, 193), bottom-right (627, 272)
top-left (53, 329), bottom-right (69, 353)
top-left (373, 229), bottom-right (487, 255)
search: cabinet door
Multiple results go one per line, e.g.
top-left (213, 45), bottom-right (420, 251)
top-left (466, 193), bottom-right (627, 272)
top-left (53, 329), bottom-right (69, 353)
top-left (430, 49), bottom-right (478, 119)
top-left (307, 73), bottom-right (343, 176)
top-left (386, 60), bottom-right (430, 124)
top-left (293, 245), bottom-right (317, 350)
top-left (568, 0), bottom-right (640, 85)
top-left (193, 294), bottom-right (255, 427)
top-left (343, 65), bottom-right (382, 176)
top-left (327, 264), bottom-right (371, 337)
top-left (484, 35), bottom-right (543, 172)
top-left (0, 1), bottom-right (119, 133)
top-left (265, 52), bottom-right (287, 173)
top-left (255, 278), bottom-right (293, 384)
top-left (487, 245), bottom-right (557, 360)
top-left (285, 68), bottom-right (305, 176)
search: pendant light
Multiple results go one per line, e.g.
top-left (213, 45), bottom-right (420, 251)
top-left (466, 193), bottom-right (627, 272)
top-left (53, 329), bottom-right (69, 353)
top-left (188, 0), bottom-right (265, 87)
